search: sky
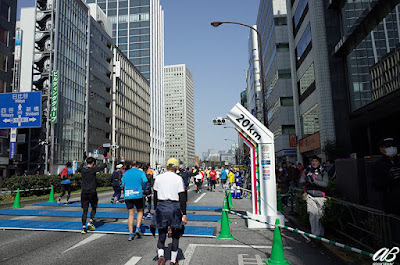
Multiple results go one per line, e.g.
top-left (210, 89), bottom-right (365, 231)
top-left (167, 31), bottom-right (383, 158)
top-left (17, 0), bottom-right (260, 157)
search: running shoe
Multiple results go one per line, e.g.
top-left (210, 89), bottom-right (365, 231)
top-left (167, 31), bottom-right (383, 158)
top-left (57, 197), bottom-right (61, 205)
top-left (157, 256), bottom-right (165, 265)
top-left (65, 201), bottom-right (69, 205)
top-left (87, 222), bottom-right (96, 231)
top-left (128, 235), bottom-right (134, 241)
top-left (170, 262), bottom-right (178, 265)
top-left (81, 228), bottom-right (87, 234)
top-left (134, 229), bottom-right (142, 238)
top-left (110, 198), bottom-right (114, 204)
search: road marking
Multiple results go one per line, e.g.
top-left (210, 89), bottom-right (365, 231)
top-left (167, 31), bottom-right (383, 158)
top-left (193, 193), bottom-right (206, 203)
top-left (238, 254), bottom-right (264, 265)
top-left (124, 256), bottom-right (141, 265)
top-left (181, 244), bottom-right (292, 265)
top-left (62, 234), bottom-right (105, 253)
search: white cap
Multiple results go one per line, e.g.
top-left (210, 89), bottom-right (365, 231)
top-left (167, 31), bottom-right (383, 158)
top-left (116, 164), bottom-right (123, 169)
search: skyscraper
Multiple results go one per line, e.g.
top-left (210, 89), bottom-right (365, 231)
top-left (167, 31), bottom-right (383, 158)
top-left (256, 0), bottom-right (296, 162)
top-left (164, 64), bottom-right (195, 166)
top-left (84, 0), bottom-right (165, 169)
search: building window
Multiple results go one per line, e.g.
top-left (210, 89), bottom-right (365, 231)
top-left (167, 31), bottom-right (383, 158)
top-left (278, 69), bottom-right (291, 79)
top-left (276, 43), bottom-right (289, 52)
top-left (295, 24), bottom-right (312, 68)
top-left (0, 27), bottom-right (8, 46)
top-left (0, 53), bottom-right (7, 71)
top-left (274, 17), bottom-right (287, 26)
top-left (301, 105), bottom-right (319, 136)
top-left (282, 125), bottom-right (296, 135)
top-left (298, 63), bottom-right (316, 103)
top-left (293, 0), bottom-right (308, 35)
top-left (0, 2), bottom-right (9, 21)
top-left (280, 97), bottom-right (293, 106)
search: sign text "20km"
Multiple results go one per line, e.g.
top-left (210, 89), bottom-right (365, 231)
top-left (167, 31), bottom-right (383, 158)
top-left (236, 114), bottom-right (261, 140)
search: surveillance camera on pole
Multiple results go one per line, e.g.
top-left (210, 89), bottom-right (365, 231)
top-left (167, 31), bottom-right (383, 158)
top-left (212, 117), bottom-right (226, 125)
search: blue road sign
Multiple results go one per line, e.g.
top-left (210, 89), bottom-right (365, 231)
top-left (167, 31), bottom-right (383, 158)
top-left (0, 92), bottom-right (42, 129)
top-left (93, 149), bottom-right (99, 155)
top-left (9, 142), bottom-right (16, 159)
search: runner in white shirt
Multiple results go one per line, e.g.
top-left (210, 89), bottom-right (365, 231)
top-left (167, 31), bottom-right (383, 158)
top-left (151, 158), bottom-right (187, 265)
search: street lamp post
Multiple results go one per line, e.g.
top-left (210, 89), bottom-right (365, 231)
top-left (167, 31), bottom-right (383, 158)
top-left (211, 21), bottom-right (268, 127)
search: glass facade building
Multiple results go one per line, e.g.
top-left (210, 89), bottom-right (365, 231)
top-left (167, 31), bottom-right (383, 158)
top-left (342, 2), bottom-right (400, 110)
top-left (84, 0), bottom-right (165, 169)
top-left (53, 0), bottom-right (89, 167)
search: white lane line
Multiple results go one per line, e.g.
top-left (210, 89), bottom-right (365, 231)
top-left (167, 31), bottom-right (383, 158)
top-left (181, 244), bottom-right (292, 265)
top-left (193, 193), bottom-right (206, 203)
top-left (124, 256), bottom-right (141, 265)
top-left (62, 234), bottom-right (105, 253)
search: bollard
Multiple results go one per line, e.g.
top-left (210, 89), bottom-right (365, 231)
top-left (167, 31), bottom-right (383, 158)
top-left (10, 188), bottom-right (23, 209)
top-left (47, 185), bottom-right (56, 203)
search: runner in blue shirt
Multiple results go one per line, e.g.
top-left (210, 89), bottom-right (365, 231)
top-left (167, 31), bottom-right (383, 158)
top-left (121, 161), bottom-right (148, 241)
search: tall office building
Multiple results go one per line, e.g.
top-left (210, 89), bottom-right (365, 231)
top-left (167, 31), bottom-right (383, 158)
top-left (164, 64), bottom-right (195, 167)
top-left (0, 0), bottom-right (16, 177)
top-left (287, 0), bottom-right (400, 161)
top-left (256, 0), bottom-right (296, 162)
top-left (86, 4), bottom-right (113, 158)
top-left (329, 0), bottom-right (400, 156)
top-left (84, 0), bottom-right (165, 169)
top-left (113, 46), bottom-right (151, 165)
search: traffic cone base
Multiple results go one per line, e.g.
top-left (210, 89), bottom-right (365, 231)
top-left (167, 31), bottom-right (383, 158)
top-left (11, 188), bottom-right (23, 209)
top-left (264, 219), bottom-right (290, 265)
top-left (47, 185), bottom-right (56, 203)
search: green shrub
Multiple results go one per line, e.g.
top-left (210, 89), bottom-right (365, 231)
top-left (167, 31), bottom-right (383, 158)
top-left (2, 173), bottom-right (111, 197)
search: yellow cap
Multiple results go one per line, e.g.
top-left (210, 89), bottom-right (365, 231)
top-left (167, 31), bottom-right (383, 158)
top-left (166, 158), bottom-right (179, 167)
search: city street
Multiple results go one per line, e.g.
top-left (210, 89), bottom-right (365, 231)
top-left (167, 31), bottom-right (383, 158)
top-left (0, 183), bottom-right (346, 265)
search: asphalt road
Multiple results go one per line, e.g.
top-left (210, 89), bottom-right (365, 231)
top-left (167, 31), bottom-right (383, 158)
top-left (0, 183), bottom-right (347, 265)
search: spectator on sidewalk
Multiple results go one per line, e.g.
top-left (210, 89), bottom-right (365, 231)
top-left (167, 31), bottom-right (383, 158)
top-left (299, 156), bottom-right (329, 237)
top-left (372, 137), bottom-right (400, 215)
top-left (325, 160), bottom-right (336, 180)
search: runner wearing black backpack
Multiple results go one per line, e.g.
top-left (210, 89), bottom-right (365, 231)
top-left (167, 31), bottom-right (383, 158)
top-left (57, 162), bottom-right (73, 205)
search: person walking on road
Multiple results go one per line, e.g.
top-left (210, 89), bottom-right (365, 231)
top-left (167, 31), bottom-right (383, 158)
top-left (209, 167), bottom-right (217, 191)
top-left (110, 164), bottom-right (123, 203)
top-left (151, 158), bottom-right (187, 265)
top-left (220, 166), bottom-right (227, 189)
top-left (121, 161), bottom-right (148, 241)
top-left (79, 157), bottom-right (107, 234)
top-left (57, 162), bottom-right (73, 205)
top-left (299, 156), bottom-right (328, 237)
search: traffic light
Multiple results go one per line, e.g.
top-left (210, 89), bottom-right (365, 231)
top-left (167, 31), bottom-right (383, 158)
top-left (213, 117), bottom-right (226, 125)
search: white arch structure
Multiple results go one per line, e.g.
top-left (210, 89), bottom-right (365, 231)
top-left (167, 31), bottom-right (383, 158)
top-left (227, 103), bottom-right (285, 228)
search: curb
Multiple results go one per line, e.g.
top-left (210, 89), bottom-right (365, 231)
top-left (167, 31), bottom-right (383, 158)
top-left (0, 188), bottom-right (113, 209)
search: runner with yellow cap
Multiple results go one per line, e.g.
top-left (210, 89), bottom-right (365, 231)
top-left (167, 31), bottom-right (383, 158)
top-left (150, 158), bottom-right (187, 265)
